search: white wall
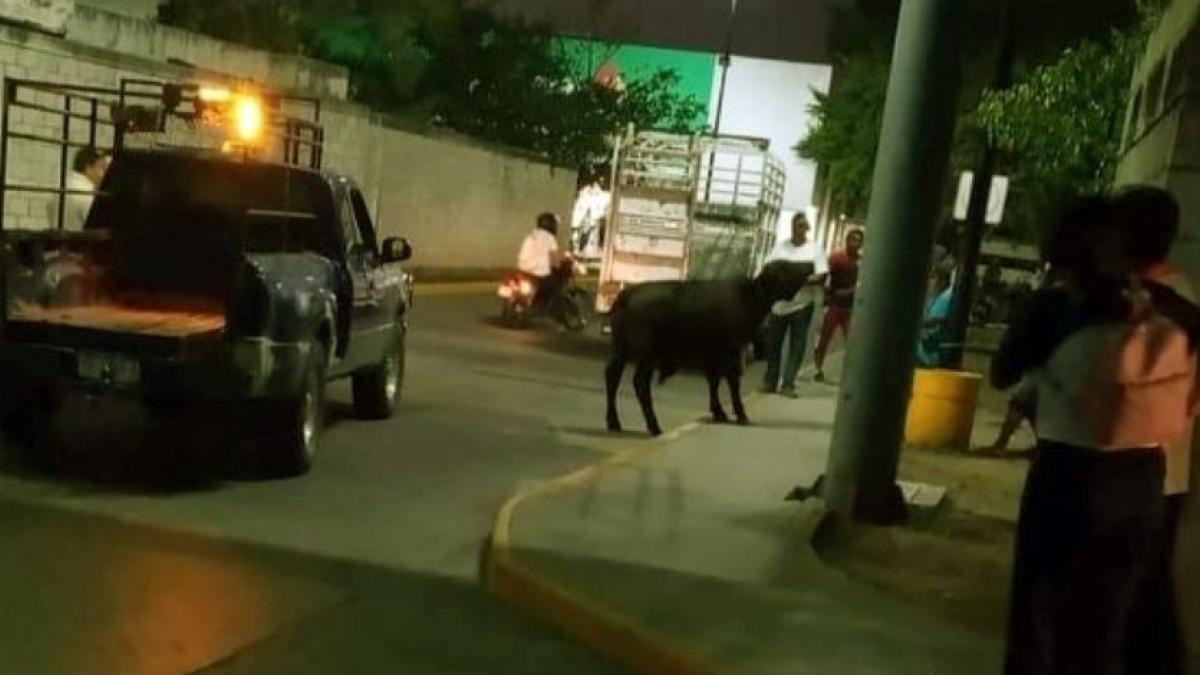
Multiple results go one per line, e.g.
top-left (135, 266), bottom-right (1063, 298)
top-left (708, 57), bottom-right (832, 214)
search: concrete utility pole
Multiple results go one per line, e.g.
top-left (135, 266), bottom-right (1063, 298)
top-left (942, 0), bottom-right (1018, 368)
top-left (821, 0), bottom-right (966, 523)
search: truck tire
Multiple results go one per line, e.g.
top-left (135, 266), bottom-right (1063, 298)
top-left (352, 327), bottom-right (405, 420)
top-left (263, 344), bottom-right (327, 477)
top-left (1, 384), bottom-right (58, 470)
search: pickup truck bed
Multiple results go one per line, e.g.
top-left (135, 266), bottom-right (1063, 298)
top-left (10, 301), bottom-right (225, 338)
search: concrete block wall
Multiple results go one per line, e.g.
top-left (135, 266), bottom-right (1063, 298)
top-left (0, 24), bottom-right (134, 230)
top-left (65, 5), bottom-right (350, 99)
top-left (0, 14), bottom-right (576, 274)
top-left (375, 128), bottom-right (576, 273)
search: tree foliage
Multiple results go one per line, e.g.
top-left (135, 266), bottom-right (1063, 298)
top-left (796, 53), bottom-right (889, 219)
top-left (977, 30), bottom-right (1141, 204)
top-left (799, 1), bottom-right (1149, 238)
top-left (159, 0), bottom-right (704, 168)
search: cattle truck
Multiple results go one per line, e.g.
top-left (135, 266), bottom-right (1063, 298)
top-left (595, 130), bottom-right (786, 313)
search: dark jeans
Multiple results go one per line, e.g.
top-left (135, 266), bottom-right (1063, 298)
top-left (1125, 494), bottom-right (1185, 675)
top-left (763, 305), bottom-right (815, 392)
top-left (1005, 442), bottom-right (1167, 675)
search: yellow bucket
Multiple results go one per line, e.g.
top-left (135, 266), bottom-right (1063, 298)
top-left (904, 369), bottom-right (982, 451)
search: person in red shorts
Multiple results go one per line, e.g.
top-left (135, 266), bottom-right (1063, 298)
top-left (814, 228), bottom-right (864, 383)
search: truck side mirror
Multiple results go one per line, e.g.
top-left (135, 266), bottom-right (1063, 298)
top-left (382, 237), bottom-right (412, 263)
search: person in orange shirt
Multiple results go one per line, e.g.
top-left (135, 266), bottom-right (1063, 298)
top-left (1114, 186), bottom-right (1195, 675)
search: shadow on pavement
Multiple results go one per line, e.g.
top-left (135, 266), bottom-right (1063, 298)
top-left (553, 425), bottom-right (653, 440)
top-left (0, 399), bottom-right (366, 495)
top-left (0, 496), bottom-right (618, 675)
top-left (740, 419), bottom-right (835, 432)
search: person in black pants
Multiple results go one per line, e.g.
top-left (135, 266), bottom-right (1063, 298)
top-left (993, 196), bottom-right (1200, 675)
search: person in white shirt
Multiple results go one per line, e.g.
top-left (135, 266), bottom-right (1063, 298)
top-left (761, 213), bottom-right (829, 397)
top-left (517, 212), bottom-right (568, 301)
top-left (50, 146), bottom-right (109, 232)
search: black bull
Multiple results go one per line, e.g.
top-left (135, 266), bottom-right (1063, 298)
top-left (605, 261), bottom-right (813, 436)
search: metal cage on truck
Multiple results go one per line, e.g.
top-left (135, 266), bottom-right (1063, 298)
top-left (691, 135), bottom-right (786, 281)
top-left (596, 129), bottom-right (786, 313)
top-left (0, 76), bottom-right (325, 233)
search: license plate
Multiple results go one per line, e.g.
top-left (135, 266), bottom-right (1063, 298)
top-left (77, 351), bottom-right (141, 387)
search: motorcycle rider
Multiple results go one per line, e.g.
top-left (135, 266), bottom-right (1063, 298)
top-left (517, 212), bottom-right (571, 315)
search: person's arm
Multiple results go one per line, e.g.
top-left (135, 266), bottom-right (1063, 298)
top-left (807, 247), bottom-right (830, 285)
top-left (990, 289), bottom-right (1072, 390)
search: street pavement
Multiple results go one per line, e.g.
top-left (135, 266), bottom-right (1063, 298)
top-left (0, 291), bottom-right (721, 674)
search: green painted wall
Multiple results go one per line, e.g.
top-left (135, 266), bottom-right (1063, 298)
top-left (557, 38), bottom-right (717, 125)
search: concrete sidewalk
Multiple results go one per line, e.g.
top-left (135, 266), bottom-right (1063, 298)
top-left (486, 380), bottom-right (1014, 674)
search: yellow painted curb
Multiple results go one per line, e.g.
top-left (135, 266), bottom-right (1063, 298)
top-left (484, 394), bottom-right (764, 675)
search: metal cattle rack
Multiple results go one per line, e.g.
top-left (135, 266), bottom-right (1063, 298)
top-left (596, 129), bottom-right (787, 313)
top-left (0, 76), bottom-right (325, 232)
top-left (596, 129), bottom-right (700, 313)
top-left (690, 134), bottom-right (786, 281)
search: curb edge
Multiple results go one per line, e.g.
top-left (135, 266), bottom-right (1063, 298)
top-left (482, 417), bottom-right (727, 675)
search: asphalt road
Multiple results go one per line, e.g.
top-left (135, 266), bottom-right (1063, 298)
top-left (0, 291), bottom-right (723, 675)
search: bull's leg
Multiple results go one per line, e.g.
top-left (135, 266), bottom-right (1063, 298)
top-left (605, 356), bottom-right (627, 432)
top-left (633, 362), bottom-right (662, 437)
top-left (707, 369), bottom-right (729, 423)
top-left (726, 363), bottom-right (749, 426)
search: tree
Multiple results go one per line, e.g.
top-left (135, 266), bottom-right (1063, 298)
top-left (160, 0), bottom-right (455, 109)
top-left (796, 52), bottom-right (889, 219)
top-left (799, 0), bottom-right (1147, 239)
top-left (977, 28), bottom-right (1143, 226)
top-left (423, 9), bottom-right (704, 167)
top-left (160, 1), bottom-right (704, 168)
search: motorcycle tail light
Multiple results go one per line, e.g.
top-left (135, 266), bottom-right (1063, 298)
top-left (498, 285), bottom-right (513, 299)
top-left (519, 280), bottom-right (535, 297)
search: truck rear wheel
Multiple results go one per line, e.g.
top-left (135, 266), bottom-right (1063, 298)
top-left (262, 345), bottom-right (326, 477)
top-left (352, 327), bottom-right (405, 420)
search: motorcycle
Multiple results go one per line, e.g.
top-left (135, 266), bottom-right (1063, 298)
top-left (497, 257), bottom-right (590, 332)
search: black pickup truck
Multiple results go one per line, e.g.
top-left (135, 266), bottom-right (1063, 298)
top-left (1, 149), bottom-right (413, 475)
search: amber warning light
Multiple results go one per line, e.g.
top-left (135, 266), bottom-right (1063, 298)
top-left (233, 96), bottom-right (265, 143)
top-left (194, 86), bottom-right (266, 144)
